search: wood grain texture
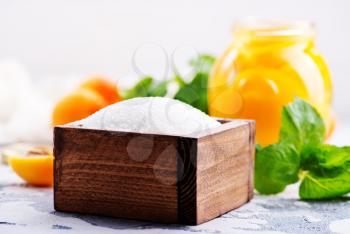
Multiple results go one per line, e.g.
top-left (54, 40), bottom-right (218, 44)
top-left (54, 119), bottom-right (255, 225)
top-left (54, 128), bottom-right (180, 223)
top-left (196, 121), bottom-right (255, 224)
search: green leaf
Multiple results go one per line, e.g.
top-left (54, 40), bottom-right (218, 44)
top-left (256, 144), bottom-right (263, 152)
top-left (123, 77), bottom-right (153, 99)
top-left (255, 97), bottom-right (350, 199)
top-left (122, 54), bottom-right (216, 113)
top-left (148, 81), bottom-right (168, 97)
top-left (299, 171), bottom-right (350, 199)
top-left (280, 97), bottom-right (325, 148)
top-left (190, 54), bottom-right (216, 74)
top-left (255, 98), bottom-right (323, 195)
top-left (280, 97), bottom-right (326, 150)
top-left (301, 144), bottom-right (350, 180)
top-left (302, 144), bottom-right (350, 169)
top-left (174, 73), bottom-right (208, 113)
top-left (174, 75), bottom-right (186, 88)
top-left (174, 54), bottom-right (215, 113)
top-left (123, 77), bottom-right (167, 99)
top-left (255, 143), bottom-right (300, 194)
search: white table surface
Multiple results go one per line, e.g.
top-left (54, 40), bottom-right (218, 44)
top-left (0, 124), bottom-right (349, 234)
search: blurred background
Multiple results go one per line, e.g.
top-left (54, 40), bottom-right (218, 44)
top-left (0, 0), bottom-right (349, 143)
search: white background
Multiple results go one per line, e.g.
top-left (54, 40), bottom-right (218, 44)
top-left (0, 0), bottom-right (349, 120)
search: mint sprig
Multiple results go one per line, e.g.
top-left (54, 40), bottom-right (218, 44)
top-left (123, 77), bottom-right (168, 99)
top-left (255, 143), bottom-right (300, 194)
top-left (173, 54), bottom-right (215, 113)
top-left (122, 54), bottom-right (216, 113)
top-left (255, 98), bottom-right (350, 199)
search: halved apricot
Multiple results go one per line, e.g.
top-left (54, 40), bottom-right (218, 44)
top-left (8, 146), bottom-right (53, 187)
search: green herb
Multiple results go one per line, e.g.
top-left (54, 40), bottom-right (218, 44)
top-left (174, 54), bottom-right (215, 113)
top-left (255, 143), bottom-right (300, 194)
top-left (301, 144), bottom-right (350, 170)
top-left (299, 144), bottom-right (350, 199)
top-left (174, 73), bottom-right (208, 113)
top-left (189, 54), bottom-right (216, 75)
top-left (279, 98), bottom-right (325, 150)
top-left (123, 77), bottom-right (168, 99)
top-left (123, 54), bottom-right (216, 113)
top-left (255, 98), bottom-right (350, 199)
top-left (299, 171), bottom-right (350, 200)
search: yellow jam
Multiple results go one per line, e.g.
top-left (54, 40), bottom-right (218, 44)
top-left (208, 20), bottom-right (334, 146)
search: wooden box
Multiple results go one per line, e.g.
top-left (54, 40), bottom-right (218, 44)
top-left (54, 119), bottom-right (255, 225)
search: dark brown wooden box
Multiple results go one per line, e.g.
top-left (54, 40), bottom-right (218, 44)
top-left (54, 119), bottom-right (255, 225)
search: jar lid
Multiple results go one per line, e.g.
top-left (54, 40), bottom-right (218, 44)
top-left (234, 18), bottom-right (315, 38)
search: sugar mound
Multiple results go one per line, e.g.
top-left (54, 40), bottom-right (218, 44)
top-left (71, 97), bottom-right (220, 136)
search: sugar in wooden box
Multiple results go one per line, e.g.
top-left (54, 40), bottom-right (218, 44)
top-left (53, 119), bottom-right (255, 225)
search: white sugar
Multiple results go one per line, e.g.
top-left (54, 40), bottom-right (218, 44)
top-left (71, 97), bottom-right (220, 136)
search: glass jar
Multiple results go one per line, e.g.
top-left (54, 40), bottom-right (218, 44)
top-left (208, 20), bottom-right (333, 146)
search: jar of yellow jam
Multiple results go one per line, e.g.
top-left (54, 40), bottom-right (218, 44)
top-left (208, 20), bottom-right (334, 146)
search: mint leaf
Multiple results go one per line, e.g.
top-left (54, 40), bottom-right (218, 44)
top-left (280, 98), bottom-right (325, 150)
top-left (174, 54), bottom-right (215, 113)
top-left (123, 54), bottom-right (216, 113)
top-left (254, 97), bottom-right (350, 199)
top-left (300, 144), bottom-right (350, 191)
top-left (123, 77), bottom-right (167, 99)
top-left (256, 144), bottom-right (263, 152)
top-left (189, 54), bottom-right (216, 75)
top-left (255, 98), bottom-right (324, 195)
top-left (299, 171), bottom-right (350, 199)
top-left (255, 143), bottom-right (300, 194)
top-left (175, 73), bottom-right (208, 113)
top-left (123, 77), bottom-right (153, 99)
top-left (302, 144), bottom-right (350, 171)
top-left (148, 81), bottom-right (168, 97)
top-left (174, 75), bottom-right (186, 88)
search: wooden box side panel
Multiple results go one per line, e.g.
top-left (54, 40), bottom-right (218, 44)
top-left (196, 122), bottom-right (255, 224)
top-left (176, 138), bottom-right (198, 224)
top-left (54, 127), bottom-right (180, 223)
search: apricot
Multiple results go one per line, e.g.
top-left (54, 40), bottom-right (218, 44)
top-left (8, 146), bottom-right (53, 187)
top-left (52, 88), bottom-right (107, 126)
top-left (79, 77), bottom-right (121, 104)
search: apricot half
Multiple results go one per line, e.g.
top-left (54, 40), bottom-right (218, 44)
top-left (8, 146), bottom-right (53, 187)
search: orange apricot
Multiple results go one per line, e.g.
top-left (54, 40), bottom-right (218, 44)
top-left (52, 88), bottom-right (107, 126)
top-left (8, 146), bottom-right (54, 187)
top-left (79, 77), bottom-right (121, 104)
